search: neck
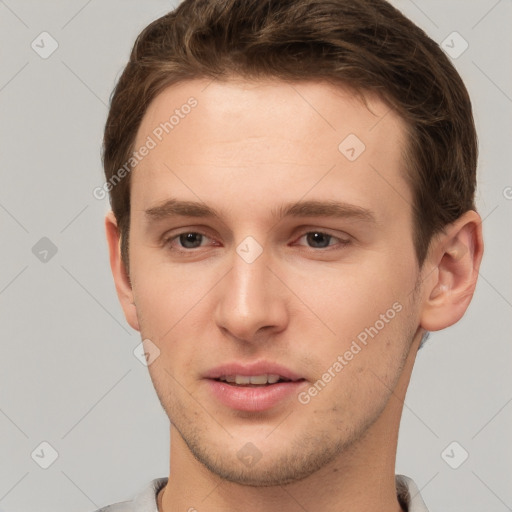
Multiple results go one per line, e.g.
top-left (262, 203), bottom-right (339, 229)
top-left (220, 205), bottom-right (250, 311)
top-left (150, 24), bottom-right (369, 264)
top-left (159, 336), bottom-right (420, 512)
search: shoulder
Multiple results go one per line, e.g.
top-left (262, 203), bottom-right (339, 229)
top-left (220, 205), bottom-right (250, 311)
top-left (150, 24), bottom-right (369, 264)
top-left (396, 474), bottom-right (430, 512)
top-left (93, 503), bottom-right (131, 512)
top-left (91, 477), bottom-right (168, 512)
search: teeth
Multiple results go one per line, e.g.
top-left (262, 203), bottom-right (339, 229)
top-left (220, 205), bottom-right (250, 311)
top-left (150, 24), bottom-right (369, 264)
top-left (220, 374), bottom-right (283, 385)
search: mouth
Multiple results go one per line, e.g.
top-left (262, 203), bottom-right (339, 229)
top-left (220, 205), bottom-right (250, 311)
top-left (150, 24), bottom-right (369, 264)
top-left (204, 362), bottom-right (307, 412)
top-left (213, 374), bottom-right (303, 386)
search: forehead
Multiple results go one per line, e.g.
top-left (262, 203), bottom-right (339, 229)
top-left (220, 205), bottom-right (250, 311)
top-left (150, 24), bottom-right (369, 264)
top-left (130, 78), bottom-right (411, 223)
top-left (135, 77), bottom-right (403, 148)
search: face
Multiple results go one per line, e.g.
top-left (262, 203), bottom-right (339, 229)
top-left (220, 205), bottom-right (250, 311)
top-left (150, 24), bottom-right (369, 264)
top-left (122, 78), bottom-right (425, 485)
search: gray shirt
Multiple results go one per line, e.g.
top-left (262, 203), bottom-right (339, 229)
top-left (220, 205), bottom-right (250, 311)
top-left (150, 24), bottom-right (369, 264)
top-left (94, 474), bottom-right (429, 511)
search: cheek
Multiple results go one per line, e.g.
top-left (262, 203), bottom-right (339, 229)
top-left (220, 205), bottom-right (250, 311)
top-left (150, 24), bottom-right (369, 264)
top-left (290, 257), bottom-right (413, 339)
top-left (301, 308), bottom-right (415, 434)
top-left (131, 254), bottom-right (211, 333)
top-left (294, 255), bottom-right (418, 398)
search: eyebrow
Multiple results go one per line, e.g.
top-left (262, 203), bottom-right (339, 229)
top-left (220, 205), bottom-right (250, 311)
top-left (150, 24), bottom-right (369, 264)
top-left (144, 198), bottom-right (376, 224)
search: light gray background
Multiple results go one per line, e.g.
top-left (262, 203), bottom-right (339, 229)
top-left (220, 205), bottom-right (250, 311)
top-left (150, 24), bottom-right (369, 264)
top-left (0, 1), bottom-right (511, 511)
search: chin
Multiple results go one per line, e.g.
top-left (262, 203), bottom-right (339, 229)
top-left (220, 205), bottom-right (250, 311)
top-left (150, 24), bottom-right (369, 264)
top-left (183, 430), bottom-right (344, 487)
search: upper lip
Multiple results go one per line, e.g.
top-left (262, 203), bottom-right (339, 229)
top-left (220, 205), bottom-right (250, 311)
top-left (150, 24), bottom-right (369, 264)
top-left (204, 361), bottom-right (304, 381)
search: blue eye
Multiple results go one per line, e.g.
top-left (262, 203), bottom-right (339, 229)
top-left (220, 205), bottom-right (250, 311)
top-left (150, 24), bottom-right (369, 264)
top-left (177, 232), bottom-right (205, 249)
top-left (164, 231), bottom-right (212, 251)
top-left (297, 231), bottom-right (350, 249)
top-left (163, 229), bottom-right (350, 255)
top-left (304, 232), bottom-right (333, 248)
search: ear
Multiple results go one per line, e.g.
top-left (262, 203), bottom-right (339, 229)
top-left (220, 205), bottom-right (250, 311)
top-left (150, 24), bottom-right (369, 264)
top-left (105, 210), bottom-right (140, 332)
top-left (419, 210), bottom-right (484, 332)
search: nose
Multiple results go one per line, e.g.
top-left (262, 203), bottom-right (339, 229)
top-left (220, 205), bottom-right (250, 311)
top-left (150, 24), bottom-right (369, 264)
top-left (214, 246), bottom-right (289, 344)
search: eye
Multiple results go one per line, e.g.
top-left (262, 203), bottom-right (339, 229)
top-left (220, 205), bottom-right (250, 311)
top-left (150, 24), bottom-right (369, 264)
top-left (295, 231), bottom-right (350, 249)
top-left (165, 231), bottom-right (213, 250)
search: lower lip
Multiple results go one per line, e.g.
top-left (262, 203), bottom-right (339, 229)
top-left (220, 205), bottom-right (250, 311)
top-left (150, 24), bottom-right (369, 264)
top-left (206, 379), bottom-right (306, 412)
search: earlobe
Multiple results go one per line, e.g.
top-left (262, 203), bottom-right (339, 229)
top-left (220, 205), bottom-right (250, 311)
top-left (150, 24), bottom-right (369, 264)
top-left (420, 210), bottom-right (484, 332)
top-left (105, 211), bottom-right (140, 332)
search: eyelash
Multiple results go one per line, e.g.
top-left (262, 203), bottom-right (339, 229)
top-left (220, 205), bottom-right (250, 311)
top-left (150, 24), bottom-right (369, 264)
top-left (162, 230), bottom-right (351, 253)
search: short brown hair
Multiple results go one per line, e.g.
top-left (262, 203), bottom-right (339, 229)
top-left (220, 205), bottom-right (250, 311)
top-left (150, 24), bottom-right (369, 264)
top-left (102, 0), bottom-right (477, 274)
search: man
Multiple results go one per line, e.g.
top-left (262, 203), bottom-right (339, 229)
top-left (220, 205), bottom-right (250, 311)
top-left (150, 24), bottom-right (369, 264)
top-left (97, 0), bottom-right (484, 510)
